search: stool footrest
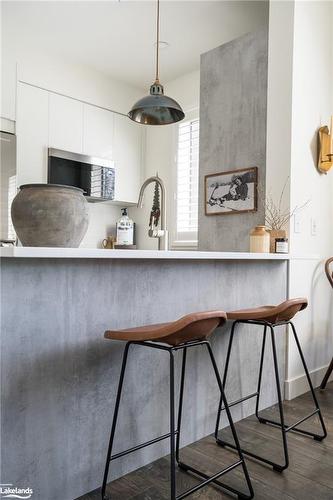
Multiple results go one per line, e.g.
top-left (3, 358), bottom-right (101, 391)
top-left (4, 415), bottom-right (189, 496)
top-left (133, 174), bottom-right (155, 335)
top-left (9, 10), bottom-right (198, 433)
top-left (259, 408), bottom-right (321, 435)
top-left (110, 431), bottom-right (179, 461)
top-left (219, 392), bottom-right (259, 412)
top-left (216, 438), bottom-right (287, 471)
top-left (176, 459), bottom-right (248, 500)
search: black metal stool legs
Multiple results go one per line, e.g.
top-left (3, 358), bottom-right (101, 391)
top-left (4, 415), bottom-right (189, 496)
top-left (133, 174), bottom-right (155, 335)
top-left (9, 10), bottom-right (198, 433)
top-left (206, 343), bottom-right (254, 499)
top-left (215, 320), bottom-right (327, 474)
top-left (214, 322), bottom-right (264, 439)
top-left (175, 348), bottom-right (187, 465)
top-left (265, 326), bottom-right (289, 471)
top-left (101, 342), bottom-right (130, 500)
top-left (292, 322), bottom-right (327, 439)
top-left (254, 326), bottom-right (267, 421)
top-left (259, 322), bottom-right (327, 442)
top-left (215, 322), bottom-right (288, 471)
top-left (169, 350), bottom-right (177, 500)
top-left (101, 340), bottom-right (254, 500)
top-left (320, 357), bottom-right (333, 389)
top-left (175, 342), bottom-right (253, 499)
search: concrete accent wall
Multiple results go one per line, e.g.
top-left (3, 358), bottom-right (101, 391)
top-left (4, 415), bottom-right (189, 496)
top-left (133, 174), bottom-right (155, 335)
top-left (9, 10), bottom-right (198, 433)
top-left (1, 258), bottom-right (286, 500)
top-left (198, 30), bottom-right (268, 251)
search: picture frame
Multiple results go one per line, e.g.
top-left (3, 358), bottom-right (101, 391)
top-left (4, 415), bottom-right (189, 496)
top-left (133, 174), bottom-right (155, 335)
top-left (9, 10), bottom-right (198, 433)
top-left (204, 166), bottom-right (258, 216)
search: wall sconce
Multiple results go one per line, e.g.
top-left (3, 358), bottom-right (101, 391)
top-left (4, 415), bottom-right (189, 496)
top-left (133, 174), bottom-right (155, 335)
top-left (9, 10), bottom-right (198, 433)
top-left (318, 116), bottom-right (333, 174)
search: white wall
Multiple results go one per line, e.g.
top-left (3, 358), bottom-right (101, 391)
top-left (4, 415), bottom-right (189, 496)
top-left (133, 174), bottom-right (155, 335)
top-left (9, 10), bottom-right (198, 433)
top-left (266, 0), bottom-right (294, 227)
top-left (1, 18), bottom-right (143, 120)
top-left (286, 0), bottom-right (333, 398)
top-left (1, 17), bottom-right (145, 248)
top-left (130, 70), bottom-right (200, 250)
top-left (267, 0), bottom-right (333, 399)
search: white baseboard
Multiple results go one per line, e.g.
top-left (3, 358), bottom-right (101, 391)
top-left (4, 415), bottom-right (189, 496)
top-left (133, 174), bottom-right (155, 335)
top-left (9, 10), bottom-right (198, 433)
top-left (285, 364), bottom-right (333, 400)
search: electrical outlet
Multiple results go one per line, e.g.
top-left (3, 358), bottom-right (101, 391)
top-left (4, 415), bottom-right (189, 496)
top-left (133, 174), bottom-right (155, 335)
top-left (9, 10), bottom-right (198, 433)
top-left (294, 213), bottom-right (301, 234)
top-left (311, 218), bottom-right (317, 236)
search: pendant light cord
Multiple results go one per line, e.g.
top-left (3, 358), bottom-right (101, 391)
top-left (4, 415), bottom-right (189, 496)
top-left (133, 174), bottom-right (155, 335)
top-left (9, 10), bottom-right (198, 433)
top-left (155, 0), bottom-right (160, 83)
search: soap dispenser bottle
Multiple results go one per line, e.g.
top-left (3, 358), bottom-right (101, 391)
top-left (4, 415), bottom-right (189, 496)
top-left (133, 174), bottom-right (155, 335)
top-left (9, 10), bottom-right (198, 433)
top-left (116, 208), bottom-right (134, 246)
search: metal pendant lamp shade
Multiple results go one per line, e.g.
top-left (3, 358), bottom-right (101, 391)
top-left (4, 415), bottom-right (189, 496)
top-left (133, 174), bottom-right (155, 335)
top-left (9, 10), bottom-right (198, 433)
top-left (128, 81), bottom-right (185, 125)
top-left (128, 0), bottom-right (185, 126)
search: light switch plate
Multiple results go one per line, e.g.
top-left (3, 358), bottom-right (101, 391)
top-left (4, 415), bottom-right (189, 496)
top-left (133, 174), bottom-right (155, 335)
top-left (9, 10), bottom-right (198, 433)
top-left (311, 218), bottom-right (317, 236)
top-left (294, 213), bottom-right (301, 234)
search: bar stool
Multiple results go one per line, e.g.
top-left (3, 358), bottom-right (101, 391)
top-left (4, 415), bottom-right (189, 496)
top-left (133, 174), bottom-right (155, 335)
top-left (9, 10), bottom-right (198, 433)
top-left (215, 298), bottom-right (327, 472)
top-left (101, 311), bottom-right (254, 500)
top-left (320, 257), bottom-right (333, 389)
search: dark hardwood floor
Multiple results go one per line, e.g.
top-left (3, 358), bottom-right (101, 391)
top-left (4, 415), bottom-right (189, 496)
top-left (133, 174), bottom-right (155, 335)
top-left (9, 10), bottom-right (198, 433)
top-left (79, 382), bottom-right (333, 499)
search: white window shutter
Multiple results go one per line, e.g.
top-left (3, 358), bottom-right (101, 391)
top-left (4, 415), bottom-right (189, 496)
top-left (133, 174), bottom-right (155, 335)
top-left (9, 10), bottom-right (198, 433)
top-left (176, 119), bottom-right (199, 243)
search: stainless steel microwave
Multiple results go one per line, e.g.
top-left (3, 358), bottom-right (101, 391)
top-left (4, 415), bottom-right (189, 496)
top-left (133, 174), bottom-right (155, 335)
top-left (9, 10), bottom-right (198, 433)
top-left (48, 148), bottom-right (115, 202)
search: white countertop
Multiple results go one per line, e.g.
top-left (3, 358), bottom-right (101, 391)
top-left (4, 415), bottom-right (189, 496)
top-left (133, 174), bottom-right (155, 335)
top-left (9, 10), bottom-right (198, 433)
top-left (0, 246), bottom-right (296, 260)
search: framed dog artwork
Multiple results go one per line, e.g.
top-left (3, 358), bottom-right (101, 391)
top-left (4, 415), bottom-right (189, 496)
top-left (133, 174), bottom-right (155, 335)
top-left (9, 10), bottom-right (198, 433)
top-left (205, 167), bottom-right (258, 216)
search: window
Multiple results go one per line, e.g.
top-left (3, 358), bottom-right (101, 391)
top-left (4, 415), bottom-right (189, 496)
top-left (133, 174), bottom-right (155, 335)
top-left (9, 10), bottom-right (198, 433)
top-left (175, 118), bottom-right (199, 245)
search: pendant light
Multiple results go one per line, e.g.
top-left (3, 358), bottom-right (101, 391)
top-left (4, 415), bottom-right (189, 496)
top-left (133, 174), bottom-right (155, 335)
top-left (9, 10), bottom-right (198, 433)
top-left (128, 0), bottom-right (185, 125)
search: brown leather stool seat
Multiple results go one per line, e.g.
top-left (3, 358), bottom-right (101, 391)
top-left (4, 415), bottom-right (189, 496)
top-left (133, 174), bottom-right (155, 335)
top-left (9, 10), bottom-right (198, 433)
top-left (101, 311), bottom-right (254, 500)
top-left (227, 298), bottom-right (308, 324)
top-left (215, 297), bottom-right (327, 474)
top-left (105, 310), bottom-right (227, 346)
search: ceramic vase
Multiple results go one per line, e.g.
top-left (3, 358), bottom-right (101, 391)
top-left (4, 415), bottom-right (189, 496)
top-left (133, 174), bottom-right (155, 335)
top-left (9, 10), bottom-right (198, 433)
top-left (250, 225), bottom-right (270, 253)
top-left (11, 184), bottom-right (89, 247)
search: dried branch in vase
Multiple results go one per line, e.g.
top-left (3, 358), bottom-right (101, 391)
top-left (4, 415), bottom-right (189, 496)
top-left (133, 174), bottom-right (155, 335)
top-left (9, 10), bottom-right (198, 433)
top-left (260, 178), bottom-right (309, 231)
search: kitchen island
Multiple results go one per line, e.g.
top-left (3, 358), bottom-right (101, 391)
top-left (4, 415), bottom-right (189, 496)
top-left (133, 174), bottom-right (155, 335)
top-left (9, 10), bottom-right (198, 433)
top-left (1, 249), bottom-right (291, 500)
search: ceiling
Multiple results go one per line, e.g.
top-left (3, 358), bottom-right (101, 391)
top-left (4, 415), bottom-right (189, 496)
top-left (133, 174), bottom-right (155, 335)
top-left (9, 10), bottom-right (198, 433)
top-left (2, 1), bottom-right (269, 89)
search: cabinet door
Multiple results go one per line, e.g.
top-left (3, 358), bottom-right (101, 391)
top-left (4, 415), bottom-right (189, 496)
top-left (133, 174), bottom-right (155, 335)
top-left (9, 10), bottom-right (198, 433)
top-left (113, 114), bottom-right (142, 204)
top-left (83, 104), bottom-right (114, 159)
top-left (16, 82), bottom-right (49, 185)
top-left (49, 93), bottom-right (83, 152)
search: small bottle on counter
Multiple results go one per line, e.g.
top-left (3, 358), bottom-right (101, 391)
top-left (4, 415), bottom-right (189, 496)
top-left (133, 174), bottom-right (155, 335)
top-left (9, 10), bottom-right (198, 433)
top-left (275, 237), bottom-right (289, 254)
top-left (116, 208), bottom-right (134, 246)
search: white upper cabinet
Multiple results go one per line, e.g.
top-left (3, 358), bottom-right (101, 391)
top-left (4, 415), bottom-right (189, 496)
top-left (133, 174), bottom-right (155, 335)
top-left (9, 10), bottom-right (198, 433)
top-left (83, 104), bottom-right (114, 159)
top-left (16, 83), bottom-right (49, 185)
top-left (49, 94), bottom-right (83, 153)
top-left (16, 83), bottom-right (143, 205)
top-left (113, 114), bottom-right (143, 204)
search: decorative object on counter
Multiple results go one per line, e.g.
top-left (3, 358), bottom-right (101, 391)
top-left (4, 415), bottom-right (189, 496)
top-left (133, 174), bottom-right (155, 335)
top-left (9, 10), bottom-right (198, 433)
top-left (116, 208), bottom-right (134, 246)
top-left (102, 235), bottom-right (116, 249)
top-left (269, 229), bottom-right (287, 253)
top-left (149, 179), bottom-right (161, 235)
top-left (137, 175), bottom-right (168, 250)
top-left (250, 225), bottom-right (270, 253)
top-left (205, 167), bottom-right (258, 215)
top-left (11, 184), bottom-right (89, 247)
top-left (317, 116), bottom-right (333, 174)
top-left (263, 177), bottom-right (309, 252)
top-left (275, 237), bottom-right (289, 254)
top-left (127, 0), bottom-right (184, 125)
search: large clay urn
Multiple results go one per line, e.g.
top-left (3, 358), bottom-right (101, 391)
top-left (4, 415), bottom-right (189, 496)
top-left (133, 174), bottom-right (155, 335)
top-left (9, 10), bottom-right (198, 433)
top-left (11, 184), bottom-right (89, 247)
